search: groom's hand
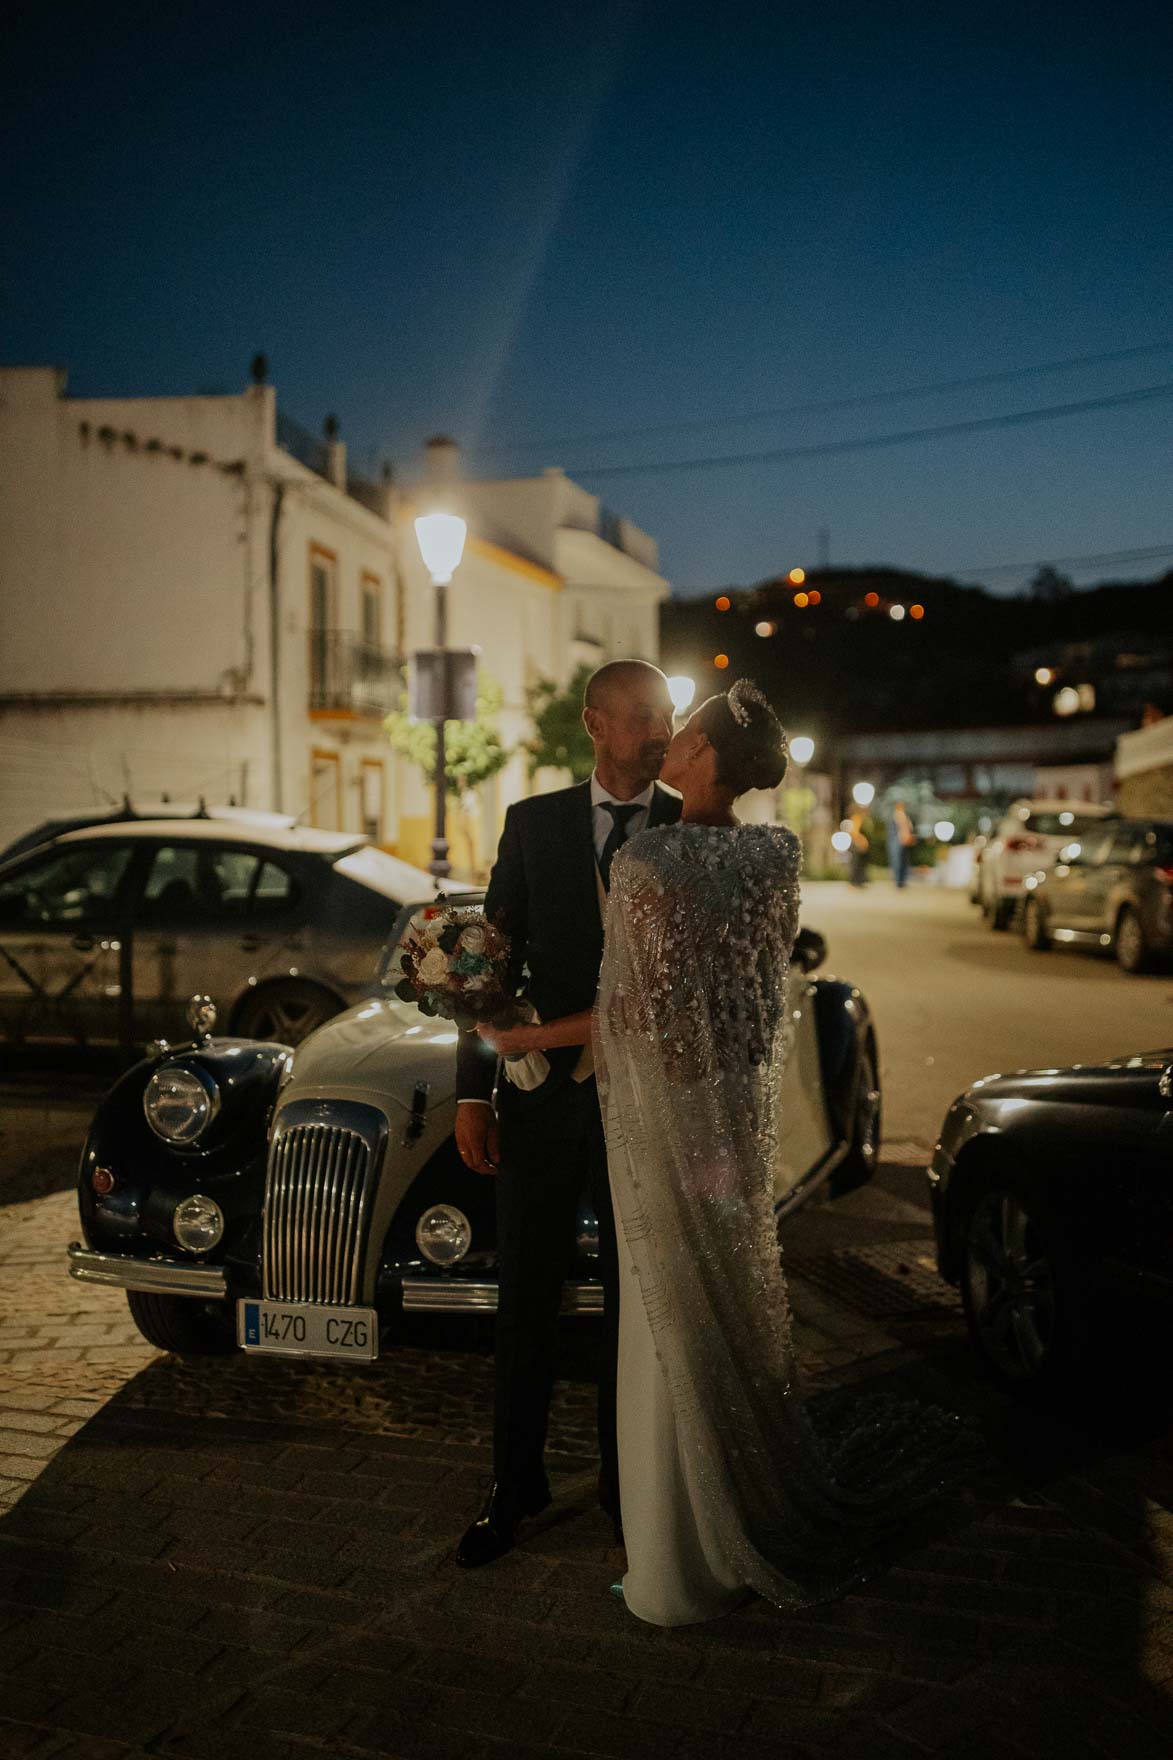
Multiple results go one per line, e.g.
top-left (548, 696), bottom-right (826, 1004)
top-left (455, 1101), bottom-right (501, 1176)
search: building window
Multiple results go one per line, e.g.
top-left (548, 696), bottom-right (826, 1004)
top-left (360, 572), bottom-right (382, 649)
top-left (360, 757), bottom-right (385, 843)
top-left (310, 748), bottom-right (342, 830)
top-left (308, 544), bottom-right (337, 704)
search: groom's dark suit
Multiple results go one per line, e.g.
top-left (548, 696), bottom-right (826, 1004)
top-left (456, 778), bottom-right (682, 1516)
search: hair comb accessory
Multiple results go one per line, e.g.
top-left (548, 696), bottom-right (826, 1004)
top-left (727, 678), bottom-right (769, 727)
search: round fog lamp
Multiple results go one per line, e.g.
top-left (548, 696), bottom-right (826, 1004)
top-left (173, 1194), bottom-right (225, 1253)
top-left (144, 1065), bottom-right (219, 1144)
top-left (415, 1204), bottom-right (472, 1267)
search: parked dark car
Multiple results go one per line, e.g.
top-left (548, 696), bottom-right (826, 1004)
top-left (0, 819), bottom-right (456, 1051)
top-left (1020, 817), bottom-right (1173, 973)
top-left (929, 1051), bottom-right (1173, 1398)
top-left (66, 923), bottom-right (880, 1360)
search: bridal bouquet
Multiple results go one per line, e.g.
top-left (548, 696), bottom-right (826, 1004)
top-left (393, 906), bottom-right (549, 1089)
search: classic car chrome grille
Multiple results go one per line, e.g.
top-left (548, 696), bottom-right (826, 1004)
top-left (262, 1102), bottom-right (386, 1303)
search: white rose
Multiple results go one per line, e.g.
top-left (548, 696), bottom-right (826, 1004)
top-left (418, 947), bottom-right (451, 986)
top-left (422, 917), bottom-right (448, 943)
top-left (459, 926), bottom-right (486, 955)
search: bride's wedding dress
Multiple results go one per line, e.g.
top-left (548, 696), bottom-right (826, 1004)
top-left (594, 822), bottom-right (965, 1626)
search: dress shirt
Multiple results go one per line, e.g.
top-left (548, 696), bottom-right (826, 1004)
top-left (590, 773), bottom-right (655, 865)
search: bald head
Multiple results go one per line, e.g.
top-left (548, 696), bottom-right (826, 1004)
top-left (584, 658), bottom-right (668, 712)
top-left (582, 660), bottom-right (674, 796)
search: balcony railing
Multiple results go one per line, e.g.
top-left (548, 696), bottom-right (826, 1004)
top-left (308, 632), bottom-right (402, 718)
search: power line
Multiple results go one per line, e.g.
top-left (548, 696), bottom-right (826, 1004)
top-left (469, 341), bottom-right (1173, 459)
top-left (563, 380), bottom-right (1173, 483)
top-left (949, 541), bottom-right (1173, 581)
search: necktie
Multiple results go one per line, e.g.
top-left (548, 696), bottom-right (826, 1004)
top-left (599, 802), bottom-right (643, 891)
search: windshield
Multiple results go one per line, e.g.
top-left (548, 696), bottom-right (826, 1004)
top-left (334, 844), bottom-right (445, 903)
top-left (1022, 811), bottom-right (1110, 838)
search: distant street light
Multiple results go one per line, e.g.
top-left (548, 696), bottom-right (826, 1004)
top-left (754, 620), bottom-right (776, 638)
top-left (1035, 666), bottom-right (1054, 685)
top-left (852, 781), bottom-right (876, 808)
top-left (830, 830), bottom-right (852, 853)
top-left (934, 821), bottom-right (956, 842)
top-left (790, 735), bottom-right (815, 767)
top-left (414, 512), bottom-right (468, 881)
top-left (889, 603), bottom-right (906, 622)
top-left (667, 675), bottom-right (697, 717)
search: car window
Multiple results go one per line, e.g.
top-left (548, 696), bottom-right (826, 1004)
top-left (141, 844), bottom-right (261, 920)
top-left (1106, 827), bottom-right (1142, 864)
top-left (1138, 826), bottom-right (1173, 867)
top-left (1025, 811), bottom-right (1108, 837)
top-left (0, 842), bottom-right (133, 924)
top-left (252, 859), bottom-right (298, 914)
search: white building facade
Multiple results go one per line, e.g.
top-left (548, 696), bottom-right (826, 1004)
top-left (0, 368), bottom-right (669, 872)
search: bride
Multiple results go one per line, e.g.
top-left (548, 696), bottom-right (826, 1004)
top-left (481, 680), bottom-right (963, 1626)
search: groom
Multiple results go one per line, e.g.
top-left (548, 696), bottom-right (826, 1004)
top-left (454, 659), bottom-right (680, 1567)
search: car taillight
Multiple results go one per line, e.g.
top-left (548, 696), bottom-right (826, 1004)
top-left (1155, 866), bottom-right (1173, 886)
top-left (1005, 835), bottom-right (1041, 853)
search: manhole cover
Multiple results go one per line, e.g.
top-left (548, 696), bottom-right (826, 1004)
top-left (785, 1241), bottom-right (958, 1318)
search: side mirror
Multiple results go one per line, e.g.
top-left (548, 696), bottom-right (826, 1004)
top-left (792, 927), bottom-right (826, 974)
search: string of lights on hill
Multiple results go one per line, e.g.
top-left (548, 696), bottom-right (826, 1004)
top-left (707, 569), bottom-right (928, 672)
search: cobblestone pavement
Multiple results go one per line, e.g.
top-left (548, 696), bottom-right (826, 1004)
top-left (2, 1169), bottom-right (1173, 1759)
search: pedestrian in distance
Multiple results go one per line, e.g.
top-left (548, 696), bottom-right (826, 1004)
top-left (887, 798), bottom-right (916, 889)
top-left (847, 806), bottom-right (869, 888)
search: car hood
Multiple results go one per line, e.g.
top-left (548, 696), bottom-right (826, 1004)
top-left (278, 994), bottom-right (460, 1116)
top-left (965, 1048), bottom-right (1173, 1107)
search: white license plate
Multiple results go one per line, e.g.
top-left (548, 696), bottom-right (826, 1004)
top-left (237, 1299), bottom-right (379, 1361)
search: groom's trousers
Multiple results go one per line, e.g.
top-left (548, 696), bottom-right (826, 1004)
top-left (493, 1075), bottom-right (620, 1515)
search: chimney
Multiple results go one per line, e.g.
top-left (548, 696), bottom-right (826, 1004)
top-left (323, 415), bottom-right (346, 491)
top-left (424, 435), bottom-right (461, 485)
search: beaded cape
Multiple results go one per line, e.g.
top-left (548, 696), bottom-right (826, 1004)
top-left (594, 821), bottom-right (967, 1606)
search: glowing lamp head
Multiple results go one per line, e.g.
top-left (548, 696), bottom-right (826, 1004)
top-left (934, 821), bottom-right (955, 842)
top-left (790, 736), bottom-right (815, 767)
top-left (852, 781), bottom-right (876, 808)
top-left (889, 603), bottom-right (906, 621)
top-left (414, 513), bottom-right (468, 584)
top-left (713, 653), bottom-right (730, 670)
top-left (667, 675), bottom-right (697, 716)
top-left (831, 830), bottom-right (852, 854)
top-left (787, 567), bottom-right (806, 586)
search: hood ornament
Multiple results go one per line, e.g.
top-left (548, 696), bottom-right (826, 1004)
top-left (186, 995), bottom-right (217, 1042)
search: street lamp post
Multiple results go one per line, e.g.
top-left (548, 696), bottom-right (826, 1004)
top-left (414, 512), bottom-right (468, 883)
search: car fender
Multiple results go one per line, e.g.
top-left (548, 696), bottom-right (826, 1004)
top-left (811, 976), bottom-right (874, 1143)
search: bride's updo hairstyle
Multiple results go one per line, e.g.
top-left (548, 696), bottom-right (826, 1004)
top-left (694, 679), bottom-right (788, 794)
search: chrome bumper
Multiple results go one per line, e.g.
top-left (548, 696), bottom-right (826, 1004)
top-left (67, 1243), bottom-right (229, 1299)
top-left (400, 1276), bottom-right (605, 1315)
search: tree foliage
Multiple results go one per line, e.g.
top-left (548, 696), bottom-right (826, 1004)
top-left (523, 663), bottom-right (596, 781)
top-left (384, 674), bottom-right (512, 805)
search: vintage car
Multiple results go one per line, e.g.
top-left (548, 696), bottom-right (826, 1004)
top-left (929, 1050), bottom-right (1173, 1399)
top-left (67, 908), bottom-right (881, 1362)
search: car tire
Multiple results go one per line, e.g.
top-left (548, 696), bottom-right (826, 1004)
top-left (1115, 907), bottom-right (1149, 975)
top-left (958, 1178), bottom-right (1089, 1402)
top-left (1023, 897), bottom-right (1050, 952)
top-left (233, 979), bottom-right (343, 1046)
top-left (827, 1039), bottom-right (881, 1197)
top-left (988, 896), bottom-right (1012, 931)
top-left (125, 1290), bottom-right (237, 1356)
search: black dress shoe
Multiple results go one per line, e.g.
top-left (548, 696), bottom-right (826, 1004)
top-left (455, 1480), bottom-right (550, 1569)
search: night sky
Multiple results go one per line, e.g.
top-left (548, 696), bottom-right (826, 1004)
top-left (5, 1), bottom-right (1171, 595)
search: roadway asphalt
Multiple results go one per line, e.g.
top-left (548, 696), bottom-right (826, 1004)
top-left (799, 879), bottom-right (1173, 1152)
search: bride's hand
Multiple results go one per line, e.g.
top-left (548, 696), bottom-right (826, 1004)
top-left (477, 1021), bottom-right (540, 1056)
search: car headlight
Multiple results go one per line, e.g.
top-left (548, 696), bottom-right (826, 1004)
top-left (144, 1065), bottom-right (220, 1144)
top-left (173, 1193), bottom-right (225, 1253)
top-left (415, 1204), bottom-right (472, 1267)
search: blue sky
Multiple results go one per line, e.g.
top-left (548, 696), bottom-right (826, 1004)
top-left (4, 0), bottom-right (1171, 594)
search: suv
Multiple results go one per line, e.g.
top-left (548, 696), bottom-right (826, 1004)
top-left (979, 799), bottom-right (1116, 929)
top-left (1021, 818), bottom-right (1173, 973)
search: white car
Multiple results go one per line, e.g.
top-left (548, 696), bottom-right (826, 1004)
top-left (979, 798), bottom-right (1116, 929)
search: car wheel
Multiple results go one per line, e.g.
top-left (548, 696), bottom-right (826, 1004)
top-left (988, 897), bottom-right (1012, 931)
top-left (234, 979), bottom-right (343, 1045)
top-left (828, 1040), bottom-right (881, 1197)
top-left (959, 1181), bottom-right (1087, 1400)
top-left (1023, 897), bottom-right (1050, 951)
top-left (1115, 907), bottom-right (1149, 975)
top-left (126, 1290), bottom-right (236, 1356)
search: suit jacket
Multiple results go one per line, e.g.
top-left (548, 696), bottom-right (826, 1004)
top-left (456, 779), bottom-right (682, 1106)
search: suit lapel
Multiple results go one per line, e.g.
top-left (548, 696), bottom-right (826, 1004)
top-left (568, 781), bottom-right (603, 928)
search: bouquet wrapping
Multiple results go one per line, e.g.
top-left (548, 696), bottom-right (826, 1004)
top-left (393, 906), bottom-right (549, 1091)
